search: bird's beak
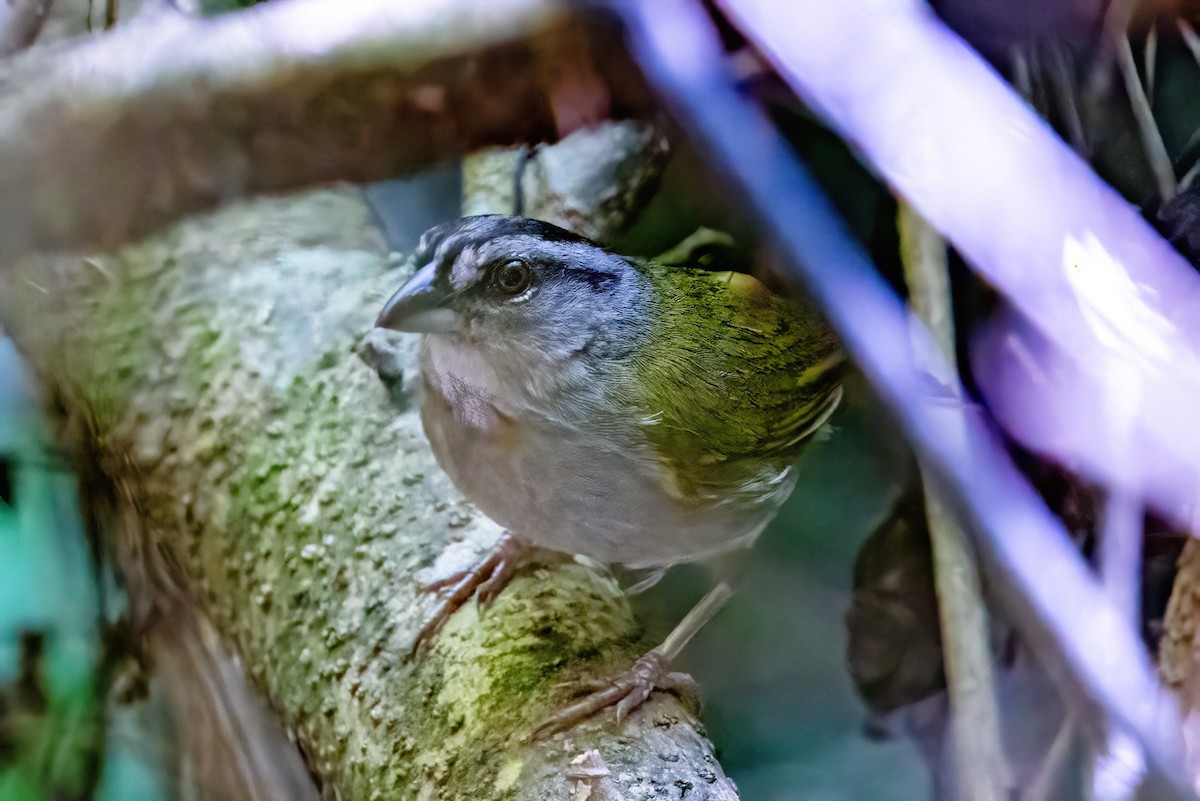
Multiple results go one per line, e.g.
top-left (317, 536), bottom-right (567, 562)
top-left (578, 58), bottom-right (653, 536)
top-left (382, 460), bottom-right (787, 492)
top-left (375, 262), bottom-right (461, 334)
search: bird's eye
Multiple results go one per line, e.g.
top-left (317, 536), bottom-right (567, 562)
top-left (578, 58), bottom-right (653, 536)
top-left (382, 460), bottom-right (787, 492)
top-left (494, 260), bottom-right (532, 295)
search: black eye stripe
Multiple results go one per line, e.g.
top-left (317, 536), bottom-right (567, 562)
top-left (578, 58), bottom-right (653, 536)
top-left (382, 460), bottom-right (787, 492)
top-left (483, 258), bottom-right (618, 293)
top-left (558, 266), bottom-right (620, 291)
top-left (414, 216), bottom-right (623, 297)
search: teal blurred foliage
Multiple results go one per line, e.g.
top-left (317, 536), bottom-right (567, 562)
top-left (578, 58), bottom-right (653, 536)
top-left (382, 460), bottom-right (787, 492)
top-left (0, 339), bottom-right (168, 801)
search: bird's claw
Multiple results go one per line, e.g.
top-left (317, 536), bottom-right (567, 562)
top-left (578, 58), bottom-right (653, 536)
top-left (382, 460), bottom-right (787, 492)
top-left (532, 651), bottom-right (699, 739)
top-left (551, 677), bottom-right (614, 694)
top-left (409, 531), bottom-right (526, 659)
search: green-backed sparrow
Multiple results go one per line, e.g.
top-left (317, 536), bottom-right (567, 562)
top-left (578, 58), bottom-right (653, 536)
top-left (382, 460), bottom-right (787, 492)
top-left (376, 215), bottom-right (843, 733)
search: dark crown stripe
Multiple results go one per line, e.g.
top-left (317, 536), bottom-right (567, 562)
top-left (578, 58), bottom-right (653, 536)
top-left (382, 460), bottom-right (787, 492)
top-left (453, 215), bottom-right (599, 248)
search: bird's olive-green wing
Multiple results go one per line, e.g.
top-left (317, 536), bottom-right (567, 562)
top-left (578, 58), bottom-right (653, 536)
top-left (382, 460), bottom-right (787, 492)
top-left (629, 262), bottom-right (844, 501)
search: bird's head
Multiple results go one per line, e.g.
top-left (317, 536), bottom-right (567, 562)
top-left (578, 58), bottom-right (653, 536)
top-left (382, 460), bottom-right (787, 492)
top-left (375, 216), bottom-right (649, 365)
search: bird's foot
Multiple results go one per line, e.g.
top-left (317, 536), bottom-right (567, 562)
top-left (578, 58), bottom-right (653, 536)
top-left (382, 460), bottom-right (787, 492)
top-left (532, 582), bottom-right (734, 738)
top-left (532, 650), bottom-right (699, 739)
top-left (410, 531), bottom-right (527, 658)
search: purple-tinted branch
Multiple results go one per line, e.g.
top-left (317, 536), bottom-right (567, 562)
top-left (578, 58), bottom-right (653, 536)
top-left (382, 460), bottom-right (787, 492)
top-left (719, 0), bottom-right (1200, 791)
top-left (715, 0), bottom-right (1200, 585)
top-left (612, 0), bottom-right (1191, 793)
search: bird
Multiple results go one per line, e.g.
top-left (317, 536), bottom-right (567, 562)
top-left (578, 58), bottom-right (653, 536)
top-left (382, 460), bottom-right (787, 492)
top-left (375, 214), bottom-right (844, 733)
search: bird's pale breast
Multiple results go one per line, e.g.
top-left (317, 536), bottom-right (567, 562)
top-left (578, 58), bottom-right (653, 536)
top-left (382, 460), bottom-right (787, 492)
top-left (418, 340), bottom-right (788, 568)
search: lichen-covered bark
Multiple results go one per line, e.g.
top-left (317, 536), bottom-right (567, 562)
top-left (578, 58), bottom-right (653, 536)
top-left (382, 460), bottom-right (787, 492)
top-left (1154, 537), bottom-right (1200, 795)
top-left (1164, 541), bottom-right (1200, 697)
top-left (0, 189), bottom-right (738, 800)
top-left (1161, 540), bottom-right (1200, 781)
top-left (463, 121), bottom-right (671, 241)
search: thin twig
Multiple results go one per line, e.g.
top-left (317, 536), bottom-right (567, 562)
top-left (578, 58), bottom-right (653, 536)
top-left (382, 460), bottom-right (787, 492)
top-left (1025, 717), bottom-right (1078, 801)
top-left (1099, 491), bottom-right (1142, 631)
top-left (1045, 39), bottom-right (1088, 155)
top-left (1011, 45), bottom-right (1033, 104)
top-left (1145, 24), bottom-right (1158, 108)
top-left (1177, 28), bottom-right (1200, 199)
top-left (898, 201), bottom-right (1008, 801)
top-left (1179, 160), bottom-right (1200, 193)
top-left (1116, 35), bottom-right (1176, 201)
top-left (1176, 19), bottom-right (1200, 68)
top-left (1088, 0), bottom-right (1135, 93)
top-left (898, 205), bottom-right (954, 365)
top-left (1091, 491), bottom-right (1146, 798)
top-left (658, 582), bottom-right (734, 661)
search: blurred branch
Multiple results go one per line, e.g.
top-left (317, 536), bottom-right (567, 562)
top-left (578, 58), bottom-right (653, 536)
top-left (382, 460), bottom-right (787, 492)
top-left (615, 0), bottom-right (1191, 794)
top-left (899, 202), bottom-right (1007, 801)
top-left (1099, 493), bottom-right (1143, 635)
top-left (1043, 41), bottom-right (1088, 156)
top-left (1092, 493), bottom-right (1148, 796)
top-left (1091, 0), bottom-right (1135, 89)
top-left (0, 0), bottom-right (651, 259)
top-left (898, 204), bottom-right (954, 364)
top-left (0, 0), bottom-right (52, 55)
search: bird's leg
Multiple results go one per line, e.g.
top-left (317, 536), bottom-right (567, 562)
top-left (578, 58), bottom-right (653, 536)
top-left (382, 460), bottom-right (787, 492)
top-left (533, 582), bottom-right (734, 739)
top-left (410, 530), bottom-right (528, 657)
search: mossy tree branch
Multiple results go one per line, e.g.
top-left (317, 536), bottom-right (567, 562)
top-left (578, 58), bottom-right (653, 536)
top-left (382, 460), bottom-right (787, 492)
top-left (0, 184), bottom-right (738, 798)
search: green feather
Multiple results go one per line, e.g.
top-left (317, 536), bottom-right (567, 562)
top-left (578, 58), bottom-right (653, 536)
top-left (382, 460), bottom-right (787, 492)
top-left (628, 260), bottom-right (844, 502)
